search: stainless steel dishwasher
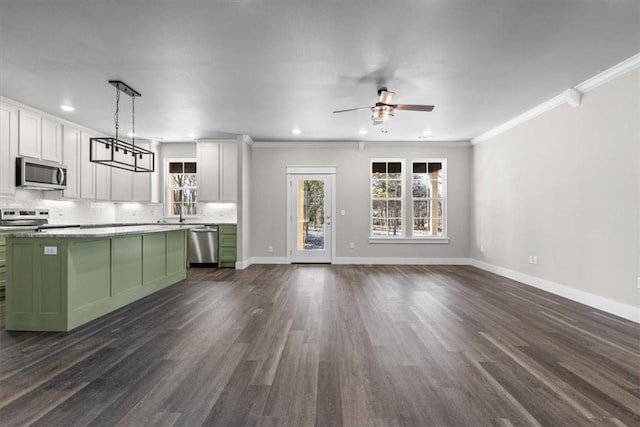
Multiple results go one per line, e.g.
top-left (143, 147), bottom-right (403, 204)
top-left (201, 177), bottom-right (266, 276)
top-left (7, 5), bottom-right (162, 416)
top-left (188, 225), bottom-right (218, 266)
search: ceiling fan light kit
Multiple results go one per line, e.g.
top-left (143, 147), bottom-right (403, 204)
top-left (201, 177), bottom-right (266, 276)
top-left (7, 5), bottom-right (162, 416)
top-left (333, 87), bottom-right (435, 128)
top-left (90, 80), bottom-right (155, 172)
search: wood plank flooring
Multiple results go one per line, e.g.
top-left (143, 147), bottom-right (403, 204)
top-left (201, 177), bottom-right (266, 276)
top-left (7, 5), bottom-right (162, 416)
top-left (0, 265), bottom-right (638, 426)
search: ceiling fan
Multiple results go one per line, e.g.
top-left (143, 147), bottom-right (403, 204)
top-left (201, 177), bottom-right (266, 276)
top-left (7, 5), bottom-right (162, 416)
top-left (333, 88), bottom-right (434, 124)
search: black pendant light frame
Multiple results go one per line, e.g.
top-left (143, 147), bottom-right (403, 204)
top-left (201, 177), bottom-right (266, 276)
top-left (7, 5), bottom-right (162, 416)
top-left (90, 80), bottom-right (155, 173)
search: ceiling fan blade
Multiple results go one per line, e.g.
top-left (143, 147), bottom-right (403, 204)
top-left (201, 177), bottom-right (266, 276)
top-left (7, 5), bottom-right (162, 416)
top-left (333, 106), bottom-right (373, 114)
top-left (378, 90), bottom-right (395, 104)
top-left (395, 104), bottom-right (435, 112)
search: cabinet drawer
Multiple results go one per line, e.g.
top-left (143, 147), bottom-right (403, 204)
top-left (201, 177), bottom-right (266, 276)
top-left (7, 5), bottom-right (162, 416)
top-left (218, 224), bottom-right (237, 235)
top-left (219, 246), bottom-right (236, 260)
top-left (219, 234), bottom-right (237, 248)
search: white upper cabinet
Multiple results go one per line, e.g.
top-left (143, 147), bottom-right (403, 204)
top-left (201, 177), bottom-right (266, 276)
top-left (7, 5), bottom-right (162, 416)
top-left (62, 125), bottom-right (81, 199)
top-left (0, 103), bottom-right (19, 194)
top-left (18, 109), bottom-right (41, 159)
top-left (18, 109), bottom-right (62, 163)
top-left (95, 162), bottom-right (111, 201)
top-left (111, 141), bottom-right (152, 202)
top-left (110, 146), bottom-right (133, 201)
top-left (41, 117), bottom-right (62, 163)
top-left (80, 131), bottom-right (96, 199)
top-left (196, 141), bottom-right (237, 202)
top-left (197, 142), bottom-right (221, 201)
top-left (220, 142), bottom-right (237, 202)
top-left (132, 141), bottom-right (152, 202)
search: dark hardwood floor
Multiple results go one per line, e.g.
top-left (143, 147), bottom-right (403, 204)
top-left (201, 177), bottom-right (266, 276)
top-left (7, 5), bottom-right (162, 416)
top-left (0, 265), bottom-right (638, 426)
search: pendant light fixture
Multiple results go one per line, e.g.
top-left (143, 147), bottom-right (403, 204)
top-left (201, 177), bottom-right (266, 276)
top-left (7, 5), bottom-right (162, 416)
top-left (90, 80), bottom-right (155, 172)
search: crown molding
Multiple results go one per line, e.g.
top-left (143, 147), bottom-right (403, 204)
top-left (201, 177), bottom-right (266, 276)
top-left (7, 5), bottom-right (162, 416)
top-left (252, 140), bottom-right (471, 149)
top-left (471, 53), bottom-right (640, 145)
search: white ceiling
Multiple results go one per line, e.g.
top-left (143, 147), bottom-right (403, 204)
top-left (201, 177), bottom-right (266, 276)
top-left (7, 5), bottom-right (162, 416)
top-left (1, 1), bottom-right (638, 143)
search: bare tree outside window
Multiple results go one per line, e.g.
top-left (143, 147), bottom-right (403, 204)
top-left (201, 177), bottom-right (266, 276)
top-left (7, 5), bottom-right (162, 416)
top-left (167, 161), bottom-right (197, 216)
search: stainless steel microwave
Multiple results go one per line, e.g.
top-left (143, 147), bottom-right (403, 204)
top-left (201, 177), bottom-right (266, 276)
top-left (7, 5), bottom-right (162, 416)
top-left (16, 156), bottom-right (67, 190)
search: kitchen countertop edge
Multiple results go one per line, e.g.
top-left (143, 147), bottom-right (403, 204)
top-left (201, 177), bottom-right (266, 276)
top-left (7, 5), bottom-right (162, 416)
top-left (5, 224), bottom-right (198, 238)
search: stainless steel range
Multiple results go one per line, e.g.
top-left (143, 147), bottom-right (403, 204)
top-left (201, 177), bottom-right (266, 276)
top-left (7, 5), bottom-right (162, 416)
top-left (0, 208), bottom-right (50, 227)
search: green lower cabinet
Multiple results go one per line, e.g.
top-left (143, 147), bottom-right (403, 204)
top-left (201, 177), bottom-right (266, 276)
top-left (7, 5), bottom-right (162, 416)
top-left (0, 236), bottom-right (6, 298)
top-left (5, 229), bottom-right (187, 331)
top-left (218, 224), bottom-right (237, 268)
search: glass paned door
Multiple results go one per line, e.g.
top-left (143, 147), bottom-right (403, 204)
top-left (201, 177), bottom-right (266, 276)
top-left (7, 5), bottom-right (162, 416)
top-left (289, 174), bottom-right (332, 263)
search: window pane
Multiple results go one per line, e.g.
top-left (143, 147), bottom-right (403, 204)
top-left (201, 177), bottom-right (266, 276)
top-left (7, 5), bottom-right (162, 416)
top-left (372, 162), bottom-right (386, 174)
top-left (372, 200), bottom-right (387, 218)
top-left (184, 203), bottom-right (197, 215)
top-left (388, 180), bottom-right (402, 198)
top-left (171, 203), bottom-right (181, 216)
top-left (428, 162), bottom-right (442, 174)
top-left (171, 189), bottom-right (183, 203)
top-left (183, 174), bottom-right (197, 187)
top-left (413, 162), bottom-right (427, 174)
top-left (412, 175), bottom-right (428, 198)
top-left (169, 163), bottom-right (183, 174)
top-left (183, 189), bottom-right (197, 203)
top-left (388, 218), bottom-right (402, 236)
top-left (184, 162), bottom-right (197, 173)
top-left (372, 180), bottom-right (387, 198)
top-left (413, 200), bottom-right (428, 217)
top-left (388, 200), bottom-right (402, 217)
top-left (388, 162), bottom-right (402, 179)
top-left (413, 219), bottom-right (428, 236)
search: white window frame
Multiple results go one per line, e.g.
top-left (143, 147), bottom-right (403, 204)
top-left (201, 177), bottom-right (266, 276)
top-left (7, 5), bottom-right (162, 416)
top-left (369, 157), bottom-right (449, 244)
top-left (410, 158), bottom-right (448, 240)
top-left (370, 158), bottom-right (406, 238)
top-left (164, 158), bottom-right (198, 217)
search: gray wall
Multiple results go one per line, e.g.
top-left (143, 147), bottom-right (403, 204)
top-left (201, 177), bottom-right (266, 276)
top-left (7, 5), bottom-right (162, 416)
top-left (249, 142), bottom-right (471, 260)
top-left (471, 69), bottom-right (639, 307)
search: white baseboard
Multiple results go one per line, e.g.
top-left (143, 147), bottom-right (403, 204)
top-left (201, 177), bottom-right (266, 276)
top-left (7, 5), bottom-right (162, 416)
top-left (241, 257), bottom-right (290, 267)
top-left (332, 257), bottom-right (471, 265)
top-left (469, 259), bottom-right (640, 324)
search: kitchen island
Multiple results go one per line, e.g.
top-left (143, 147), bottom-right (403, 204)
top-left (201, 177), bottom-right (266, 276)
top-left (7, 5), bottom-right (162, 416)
top-left (5, 225), bottom-right (190, 331)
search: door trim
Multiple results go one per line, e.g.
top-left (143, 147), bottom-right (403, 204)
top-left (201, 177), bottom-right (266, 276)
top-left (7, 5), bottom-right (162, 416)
top-left (286, 167), bottom-right (336, 264)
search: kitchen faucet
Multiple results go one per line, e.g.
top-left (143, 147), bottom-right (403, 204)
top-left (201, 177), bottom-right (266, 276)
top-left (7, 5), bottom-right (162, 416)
top-left (179, 207), bottom-right (185, 223)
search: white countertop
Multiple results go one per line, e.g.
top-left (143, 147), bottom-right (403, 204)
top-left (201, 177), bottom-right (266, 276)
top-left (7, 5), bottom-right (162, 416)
top-left (5, 224), bottom-right (195, 238)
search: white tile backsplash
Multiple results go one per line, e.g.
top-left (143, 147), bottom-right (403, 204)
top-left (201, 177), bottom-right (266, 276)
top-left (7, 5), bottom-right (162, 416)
top-left (1, 192), bottom-right (236, 225)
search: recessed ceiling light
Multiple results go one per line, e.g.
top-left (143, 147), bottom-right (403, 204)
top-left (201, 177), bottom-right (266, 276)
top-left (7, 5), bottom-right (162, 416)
top-left (292, 129), bottom-right (301, 135)
top-left (127, 132), bottom-right (136, 137)
top-left (60, 105), bottom-right (74, 112)
top-left (188, 132), bottom-right (197, 138)
top-left (359, 129), bottom-right (368, 135)
top-left (423, 129), bottom-right (433, 135)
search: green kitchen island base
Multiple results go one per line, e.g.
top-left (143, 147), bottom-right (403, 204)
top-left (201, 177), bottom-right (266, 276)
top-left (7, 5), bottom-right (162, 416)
top-left (5, 227), bottom-right (188, 332)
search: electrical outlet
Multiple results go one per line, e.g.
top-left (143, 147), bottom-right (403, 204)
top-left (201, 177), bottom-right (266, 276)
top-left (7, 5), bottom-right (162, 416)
top-left (340, 209), bottom-right (346, 216)
top-left (44, 246), bottom-right (57, 255)
top-left (533, 256), bottom-right (538, 265)
top-left (268, 246), bottom-right (273, 253)
top-left (349, 242), bottom-right (355, 249)
top-left (480, 245), bottom-right (484, 253)
top-left (637, 277), bottom-right (640, 289)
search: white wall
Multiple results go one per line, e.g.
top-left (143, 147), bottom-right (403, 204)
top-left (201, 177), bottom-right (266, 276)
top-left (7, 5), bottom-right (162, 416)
top-left (249, 142), bottom-right (471, 262)
top-left (471, 69), bottom-right (639, 312)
